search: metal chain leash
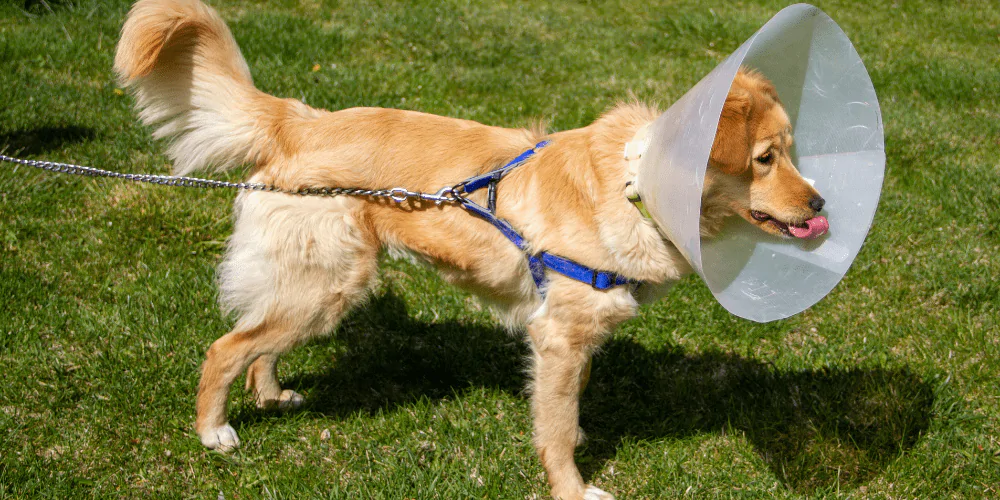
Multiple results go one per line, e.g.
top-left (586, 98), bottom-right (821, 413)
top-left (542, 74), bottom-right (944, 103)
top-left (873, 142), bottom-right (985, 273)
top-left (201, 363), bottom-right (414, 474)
top-left (0, 153), bottom-right (463, 205)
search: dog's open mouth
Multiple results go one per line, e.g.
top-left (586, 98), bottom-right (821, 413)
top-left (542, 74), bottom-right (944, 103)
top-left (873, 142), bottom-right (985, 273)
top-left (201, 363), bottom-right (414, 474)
top-left (751, 210), bottom-right (829, 239)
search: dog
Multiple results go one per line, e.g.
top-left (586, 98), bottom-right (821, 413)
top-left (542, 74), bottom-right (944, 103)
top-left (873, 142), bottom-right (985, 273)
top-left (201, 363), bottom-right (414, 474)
top-left (113, 1), bottom-right (825, 498)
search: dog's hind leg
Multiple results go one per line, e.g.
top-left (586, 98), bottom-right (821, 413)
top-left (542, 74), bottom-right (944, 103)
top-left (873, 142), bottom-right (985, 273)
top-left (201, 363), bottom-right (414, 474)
top-left (241, 238), bottom-right (375, 411)
top-left (197, 194), bottom-right (378, 450)
top-left (197, 251), bottom-right (377, 449)
top-left (245, 353), bottom-right (303, 410)
top-left (196, 321), bottom-right (283, 450)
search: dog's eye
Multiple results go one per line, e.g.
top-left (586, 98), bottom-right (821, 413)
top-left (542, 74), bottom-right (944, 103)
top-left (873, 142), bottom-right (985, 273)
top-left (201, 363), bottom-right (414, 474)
top-left (756, 151), bottom-right (774, 164)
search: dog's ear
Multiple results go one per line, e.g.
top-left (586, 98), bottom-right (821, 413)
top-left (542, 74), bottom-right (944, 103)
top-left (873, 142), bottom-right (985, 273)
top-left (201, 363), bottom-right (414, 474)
top-left (709, 88), bottom-right (753, 175)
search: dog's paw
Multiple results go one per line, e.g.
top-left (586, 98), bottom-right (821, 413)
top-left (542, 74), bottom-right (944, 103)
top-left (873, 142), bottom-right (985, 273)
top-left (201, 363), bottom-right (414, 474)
top-left (583, 485), bottom-right (615, 500)
top-left (276, 389), bottom-right (304, 410)
top-left (199, 423), bottom-right (240, 451)
top-left (256, 389), bottom-right (305, 410)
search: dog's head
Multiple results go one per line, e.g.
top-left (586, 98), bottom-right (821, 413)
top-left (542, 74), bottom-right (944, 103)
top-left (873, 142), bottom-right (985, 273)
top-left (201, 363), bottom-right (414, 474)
top-left (701, 69), bottom-right (828, 240)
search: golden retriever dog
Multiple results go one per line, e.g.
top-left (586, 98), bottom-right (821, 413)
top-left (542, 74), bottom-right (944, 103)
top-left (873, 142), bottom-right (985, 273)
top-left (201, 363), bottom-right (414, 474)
top-left (114, 1), bottom-right (825, 498)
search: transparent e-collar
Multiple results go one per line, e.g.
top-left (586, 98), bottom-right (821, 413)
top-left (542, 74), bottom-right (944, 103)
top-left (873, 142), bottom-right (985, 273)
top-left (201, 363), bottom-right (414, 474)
top-left (636, 4), bottom-right (885, 322)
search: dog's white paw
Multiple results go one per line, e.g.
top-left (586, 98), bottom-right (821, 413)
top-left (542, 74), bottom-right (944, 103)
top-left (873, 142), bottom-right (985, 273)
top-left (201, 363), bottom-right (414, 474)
top-left (583, 485), bottom-right (615, 500)
top-left (276, 389), bottom-right (304, 410)
top-left (199, 424), bottom-right (240, 451)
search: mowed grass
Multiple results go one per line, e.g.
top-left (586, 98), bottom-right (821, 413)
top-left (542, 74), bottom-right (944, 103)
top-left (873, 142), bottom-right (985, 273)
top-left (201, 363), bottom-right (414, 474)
top-left (1, 0), bottom-right (999, 498)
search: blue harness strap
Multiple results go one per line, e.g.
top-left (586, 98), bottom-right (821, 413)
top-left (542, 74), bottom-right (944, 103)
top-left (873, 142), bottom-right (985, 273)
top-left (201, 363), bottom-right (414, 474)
top-left (455, 141), bottom-right (638, 293)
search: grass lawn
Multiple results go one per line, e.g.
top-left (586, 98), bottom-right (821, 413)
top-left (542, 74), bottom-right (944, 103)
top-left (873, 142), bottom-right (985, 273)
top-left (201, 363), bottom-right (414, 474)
top-left (2, 0), bottom-right (999, 498)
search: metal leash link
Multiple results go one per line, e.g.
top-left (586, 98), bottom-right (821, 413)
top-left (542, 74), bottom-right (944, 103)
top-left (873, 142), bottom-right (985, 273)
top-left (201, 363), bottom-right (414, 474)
top-left (0, 153), bottom-right (464, 206)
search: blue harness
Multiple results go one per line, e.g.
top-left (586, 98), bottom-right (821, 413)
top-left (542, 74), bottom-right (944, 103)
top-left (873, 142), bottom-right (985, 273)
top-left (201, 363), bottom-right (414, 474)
top-left (452, 141), bottom-right (637, 294)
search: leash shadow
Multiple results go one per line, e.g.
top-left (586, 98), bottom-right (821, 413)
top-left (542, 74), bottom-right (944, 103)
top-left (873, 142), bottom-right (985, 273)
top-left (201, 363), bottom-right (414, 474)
top-left (255, 288), bottom-right (932, 494)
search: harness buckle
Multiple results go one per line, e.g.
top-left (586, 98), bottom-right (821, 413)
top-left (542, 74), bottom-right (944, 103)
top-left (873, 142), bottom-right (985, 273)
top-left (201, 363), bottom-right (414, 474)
top-left (591, 271), bottom-right (625, 289)
top-left (590, 270), bottom-right (601, 288)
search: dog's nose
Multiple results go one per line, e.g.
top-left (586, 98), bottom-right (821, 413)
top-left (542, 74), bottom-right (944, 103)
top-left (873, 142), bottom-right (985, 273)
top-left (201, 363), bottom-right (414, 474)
top-left (809, 196), bottom-right (826, 212)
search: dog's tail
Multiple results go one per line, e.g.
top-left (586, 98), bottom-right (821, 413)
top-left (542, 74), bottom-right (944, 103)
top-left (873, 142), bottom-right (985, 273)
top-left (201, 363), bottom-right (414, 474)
top-left (115, 0), bottom-right (289, 175)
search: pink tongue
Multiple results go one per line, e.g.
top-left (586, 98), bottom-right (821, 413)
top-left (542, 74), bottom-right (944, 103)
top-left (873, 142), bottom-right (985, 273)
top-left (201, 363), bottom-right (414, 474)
top-left (788, 216), bottom-right (829, 239)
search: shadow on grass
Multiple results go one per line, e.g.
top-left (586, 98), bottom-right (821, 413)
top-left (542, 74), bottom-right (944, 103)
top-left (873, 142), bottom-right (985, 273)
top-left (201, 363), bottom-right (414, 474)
top-left (580, 342), bottom-right (933, 492)
top-left (280, 289), bottom-right (529, 417)
top-left (264, 289), bottom-right (932, 493)
top-left (20, 0), bottom-right (76, 15)
top-left (0, 126), bottom-right (95, 156)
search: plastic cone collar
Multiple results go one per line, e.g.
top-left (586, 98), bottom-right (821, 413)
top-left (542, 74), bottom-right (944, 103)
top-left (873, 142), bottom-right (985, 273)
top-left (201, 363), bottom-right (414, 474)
top-left (635, 4), bottom-right (885, 322)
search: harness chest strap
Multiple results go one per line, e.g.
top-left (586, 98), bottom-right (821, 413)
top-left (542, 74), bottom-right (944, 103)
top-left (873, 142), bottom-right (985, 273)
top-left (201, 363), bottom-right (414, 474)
top-left (456, 141), bottom-right (638, 293)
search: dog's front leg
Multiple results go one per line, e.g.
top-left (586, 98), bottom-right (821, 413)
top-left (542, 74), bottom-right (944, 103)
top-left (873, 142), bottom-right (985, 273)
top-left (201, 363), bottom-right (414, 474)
top-left (528, 310), bottom-right (614, 500)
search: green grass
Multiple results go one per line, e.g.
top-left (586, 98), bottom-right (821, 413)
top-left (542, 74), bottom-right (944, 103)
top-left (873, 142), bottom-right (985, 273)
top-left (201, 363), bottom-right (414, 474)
top-left (2, 0), bottom-right (999, 497)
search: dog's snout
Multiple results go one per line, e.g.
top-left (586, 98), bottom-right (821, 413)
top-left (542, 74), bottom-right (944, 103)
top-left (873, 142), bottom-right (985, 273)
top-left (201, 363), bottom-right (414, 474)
top-left (808, 195), bottom-right (826, 213)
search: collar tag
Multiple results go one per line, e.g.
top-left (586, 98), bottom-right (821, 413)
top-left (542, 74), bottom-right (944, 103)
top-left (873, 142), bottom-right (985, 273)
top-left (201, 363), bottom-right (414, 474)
top-left (625, 181), bottom-right (652, 219)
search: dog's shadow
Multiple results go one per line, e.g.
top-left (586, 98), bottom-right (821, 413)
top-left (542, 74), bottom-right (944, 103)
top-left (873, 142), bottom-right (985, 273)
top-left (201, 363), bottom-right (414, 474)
top-left (275, 289), bottom-right (932, 493)
top-left (578, 341), bottom-right (933, 491)
top-left (0, 125), bottom-right (96, 156)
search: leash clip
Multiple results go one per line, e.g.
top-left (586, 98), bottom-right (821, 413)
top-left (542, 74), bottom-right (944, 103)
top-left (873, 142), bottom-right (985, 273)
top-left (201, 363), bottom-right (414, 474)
top-left (384, 186), bottom-right (464, 206)
top-left (430, 185), bottom-right (461, 206)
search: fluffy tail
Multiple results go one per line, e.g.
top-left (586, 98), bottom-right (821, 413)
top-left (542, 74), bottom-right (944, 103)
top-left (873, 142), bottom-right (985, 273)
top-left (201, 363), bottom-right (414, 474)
top-left (115, 0), bottom-right (269, 175)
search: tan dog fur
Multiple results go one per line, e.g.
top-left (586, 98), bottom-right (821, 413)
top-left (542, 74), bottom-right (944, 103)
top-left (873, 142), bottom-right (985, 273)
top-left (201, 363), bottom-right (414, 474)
top-left (114, 1), bottom-right (823, 498)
